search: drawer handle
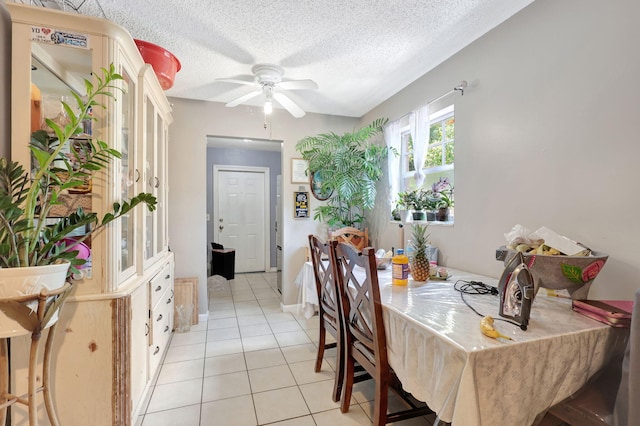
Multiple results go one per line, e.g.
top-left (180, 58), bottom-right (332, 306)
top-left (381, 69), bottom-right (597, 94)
top-left (153, 346), bottom-right (160, 355)
top-left (165, 274), bottom-right (170, 279)
top-left (145, 323), bottom-right (149, 336)
top-left (156, 313), bottom-right (163, 322)
top-left (166, 298), bottom-right (172, 304)
top-left (155, 285), bottom-right (162, 292)
top-left (164, 325), bottom-right (169, 333)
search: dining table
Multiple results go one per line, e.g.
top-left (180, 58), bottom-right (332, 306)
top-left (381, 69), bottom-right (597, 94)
top-left (294, 261), bottom-right (629, 425)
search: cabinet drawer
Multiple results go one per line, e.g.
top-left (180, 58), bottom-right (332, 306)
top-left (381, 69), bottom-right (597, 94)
top-left (149, 302), bottom-right (172, 374)
top-left (150, 263), bottom-right (172, 308)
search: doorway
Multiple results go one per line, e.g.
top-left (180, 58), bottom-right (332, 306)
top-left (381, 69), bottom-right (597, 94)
top-left (214, 165), bottom-right (270, 273)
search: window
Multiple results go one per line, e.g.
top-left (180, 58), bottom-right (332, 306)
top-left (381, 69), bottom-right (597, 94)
top-left (401, 105), bottom-right (454, 191)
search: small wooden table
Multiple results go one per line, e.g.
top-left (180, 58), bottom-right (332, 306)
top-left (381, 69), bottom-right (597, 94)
top-left (0, 282), bottom-right (73, 426)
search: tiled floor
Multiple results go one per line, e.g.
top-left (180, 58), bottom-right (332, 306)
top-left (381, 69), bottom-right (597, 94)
top-left (136, 272), bottom-right (440, 425)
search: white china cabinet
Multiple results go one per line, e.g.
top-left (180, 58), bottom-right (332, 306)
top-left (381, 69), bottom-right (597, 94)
top-left (6, 4), bottom-right (174, 425)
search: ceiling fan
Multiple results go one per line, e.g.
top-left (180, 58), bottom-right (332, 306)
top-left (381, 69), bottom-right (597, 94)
top-left (217, 64), bottom-right (318, 118)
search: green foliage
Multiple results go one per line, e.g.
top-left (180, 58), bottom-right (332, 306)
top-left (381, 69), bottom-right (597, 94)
top-left (296, 118), bottom-right (393, 228)
top-left (0, 64), bottom-right (157, 269)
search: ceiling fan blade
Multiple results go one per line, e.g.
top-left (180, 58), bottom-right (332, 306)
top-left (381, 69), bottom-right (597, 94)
top-left (273, 92), bottom-right (305, 118)
top-left (278, 79), bottom-right (318, 90)
top-left (225, 90), bottom-right (262, 107)
top-left (216, 75), bottom-right (257, 86)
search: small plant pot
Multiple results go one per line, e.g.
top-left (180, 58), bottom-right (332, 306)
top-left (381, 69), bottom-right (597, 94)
top-left (398, 210), bottom-right (412, 222)
top-left (412, 210), bottom-right (426, 221)
top-left (435, 207), bottom-right (449, 221)
top-left (426, 211), bottom-right (436, 221)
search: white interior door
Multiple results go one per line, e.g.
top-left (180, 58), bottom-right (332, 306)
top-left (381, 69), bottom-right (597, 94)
top-left (215, 168), bottom-right (267, 273)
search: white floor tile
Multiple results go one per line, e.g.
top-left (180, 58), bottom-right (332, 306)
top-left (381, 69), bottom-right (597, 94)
top-left (237, 314), bottom-right (268, 327)
top-left (299, 379), bottom-right (354, 413)
top-left (207, 326), bottom-right (241, 341)
top-left (235, 306), bottom-right (265, 317)
top-left (239, 323), bottom-right (273, 338)
top-left (289, 359), bottom-right (335, 385)
top-left (170, 330), bottom-right (207, 347)
top-left (142, 404), bottom-right (201, 426)
top-left (210, 309), bottom-right (237, 319)
top-left (156, 358), bottom-right (205, 385)
top-left (269, 320), bottom-right (303, 334)
top-left (200, 395), bottom-right (257, 426)
top-left (274, 330), bottom-right (312, 347)
top-left (241, 334), bottom-right (279, 352)
top-left (204, 353), bottom-right (247, 376)
top-left (244, 348), bottom-right (286, 370)
top-left (253, 386), bottom-right (310, 424)
top-left (202, 371), bottom-right (251, 402)
top-left (205, 338), bottom-right (243, 357)
top-left (146, 378), bottom-right (203, 413)
top-left (163, 343), bottom-right (206, 364)
top-left (280, 343), bottom-right (318, 364)
top-left (266, 312), bottom-right (296, 324)
top-left (208, 317), bottom-right (238, 330)
top-left (248, 364), bottom-right (296, 393)
top-left (312, 405), bottom-right (372, 426)
top-left (267, 416), bottom-right (317, 426)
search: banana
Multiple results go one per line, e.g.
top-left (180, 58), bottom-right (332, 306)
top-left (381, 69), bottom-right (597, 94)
top-left (480, 316), bottom-right (512, 340)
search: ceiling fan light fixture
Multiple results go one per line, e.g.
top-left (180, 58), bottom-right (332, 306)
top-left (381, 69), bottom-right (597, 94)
top-left (264, 100), bottom-right (273, 115)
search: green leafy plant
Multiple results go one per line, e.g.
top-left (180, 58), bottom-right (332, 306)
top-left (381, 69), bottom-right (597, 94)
top-left (296, 118), bottom-right (393, 228)
top-left (0, 64), bottom-right (156, 270)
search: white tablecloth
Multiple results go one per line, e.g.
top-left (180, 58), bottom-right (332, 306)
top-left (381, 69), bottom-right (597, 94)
top-left (295, 262), bottom-right (628, 425)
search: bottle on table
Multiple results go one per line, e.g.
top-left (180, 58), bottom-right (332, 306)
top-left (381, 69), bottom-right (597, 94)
top-left (392, 248), bottom-right (409, 286)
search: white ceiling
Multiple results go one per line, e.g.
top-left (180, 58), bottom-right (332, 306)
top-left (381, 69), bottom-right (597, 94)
top-left (29, 0), bottom-right (534, 118)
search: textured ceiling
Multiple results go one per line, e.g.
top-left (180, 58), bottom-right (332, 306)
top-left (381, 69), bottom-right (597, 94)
top-left (27, 0), bottom-right (534, 117)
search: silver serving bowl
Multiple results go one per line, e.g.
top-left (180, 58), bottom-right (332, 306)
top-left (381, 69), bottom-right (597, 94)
top-left (495, 246), bottom-right (608, 300)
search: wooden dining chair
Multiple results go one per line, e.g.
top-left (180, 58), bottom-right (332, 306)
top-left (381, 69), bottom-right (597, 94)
top-left (308, 234), bottom-right (343, 402)
top-left (328, 227), bottom-right (368, 251)
top-left (330, 240), bottom-right (433, 425)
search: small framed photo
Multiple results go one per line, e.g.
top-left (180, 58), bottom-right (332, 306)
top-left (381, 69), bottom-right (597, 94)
top-left (291, 158), bottom-right (309, 183)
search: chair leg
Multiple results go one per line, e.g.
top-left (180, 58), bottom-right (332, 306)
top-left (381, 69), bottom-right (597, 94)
top-left (341, 351), bottom-right (355, 413)
top-left (373, 375), bottom-right (389, 426)
top-left (315, 321), bottom-right (326, 373)
top-left (332, 334), bottom-right (344, 402)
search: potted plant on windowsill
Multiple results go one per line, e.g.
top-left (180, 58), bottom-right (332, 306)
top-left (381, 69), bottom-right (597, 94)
top-left (404, 189), bottom-right (431, 221)
top-left (427, 177), bottom-right (454, 221)
top-left (0, 65), bottom-right (156, 336)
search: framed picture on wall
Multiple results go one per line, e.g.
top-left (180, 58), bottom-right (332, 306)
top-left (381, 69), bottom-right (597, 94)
top-left (294, 191), bottom-right (310, 218)
top-left (291, 158), bottom-right (309, 183)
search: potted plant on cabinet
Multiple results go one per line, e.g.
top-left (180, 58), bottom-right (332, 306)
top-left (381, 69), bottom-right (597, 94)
top-left (0, 65), bottom-right (156, 335)
top-left (296, 118), bottom-right (393, 229)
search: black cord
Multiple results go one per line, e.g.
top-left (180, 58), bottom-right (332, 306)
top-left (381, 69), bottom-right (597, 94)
top-left (453, 280), bottom-right (521, 328)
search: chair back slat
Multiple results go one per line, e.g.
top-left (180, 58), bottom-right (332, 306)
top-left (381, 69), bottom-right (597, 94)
top-left (332, 241), bottom-right (388, 370)
top-left (308, 235), bottom-right (339, 329)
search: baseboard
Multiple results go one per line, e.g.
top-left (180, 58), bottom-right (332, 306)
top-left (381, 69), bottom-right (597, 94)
top-left (198, 311), bottom-right (209, 323)
top-left (281, 303), bottom-right (301, 313)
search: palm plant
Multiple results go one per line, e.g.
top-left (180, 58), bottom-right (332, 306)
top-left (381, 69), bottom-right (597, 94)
top-left (296, 118), bottom-right (393, 228)
top-left (0, 64), bottom-right (156, 270)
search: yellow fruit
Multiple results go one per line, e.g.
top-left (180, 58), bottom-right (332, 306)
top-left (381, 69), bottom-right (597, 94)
top-left (480, 316), bottom-right (512, 340)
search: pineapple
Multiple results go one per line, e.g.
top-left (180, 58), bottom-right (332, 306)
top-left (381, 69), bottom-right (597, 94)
top-left (410, 223), bottom-right (430, 281)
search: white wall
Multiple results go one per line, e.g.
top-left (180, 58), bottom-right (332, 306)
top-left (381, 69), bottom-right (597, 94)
top-left (363, 0), bottom-right (640, 299)
top-left (168, 99), bottom-right (358, 315)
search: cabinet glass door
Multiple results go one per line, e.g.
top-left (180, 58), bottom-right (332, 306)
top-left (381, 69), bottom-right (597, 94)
top-left (144, 96), bottom-right (155, 262)
top-left (120, 69), bottom-right (136, 274)
top-left (156, 116), bottom-right (166, 253)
